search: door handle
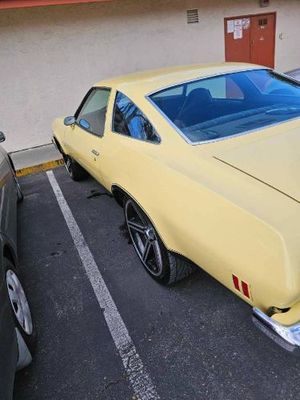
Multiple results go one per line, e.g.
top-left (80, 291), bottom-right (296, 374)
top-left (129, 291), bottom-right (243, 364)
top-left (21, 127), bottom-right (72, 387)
top-left (91, 149), bottom-right (100, 157)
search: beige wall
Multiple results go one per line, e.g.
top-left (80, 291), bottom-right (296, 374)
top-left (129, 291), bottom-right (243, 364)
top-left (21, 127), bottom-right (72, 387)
top-left (0, 0), bottom-right (299, 151)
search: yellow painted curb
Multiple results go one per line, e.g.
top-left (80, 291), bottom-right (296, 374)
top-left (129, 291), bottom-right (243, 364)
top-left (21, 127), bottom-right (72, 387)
top-left (16, 158), bottom-right (64, 177)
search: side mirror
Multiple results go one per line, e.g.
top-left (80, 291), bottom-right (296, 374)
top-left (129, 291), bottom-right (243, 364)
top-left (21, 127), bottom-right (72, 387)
top-left (64, 116), bottom-right (76, 126)
top-left (0, 132), bottom-right (6, 143)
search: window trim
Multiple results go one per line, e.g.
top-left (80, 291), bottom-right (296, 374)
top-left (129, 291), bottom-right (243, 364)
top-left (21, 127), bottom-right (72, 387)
top-left (146, 68), bottom-right (300, 146)
top-left (74, 86), bottom-right (111, 137)
top-left (111, 91), bottom-right (161, 145)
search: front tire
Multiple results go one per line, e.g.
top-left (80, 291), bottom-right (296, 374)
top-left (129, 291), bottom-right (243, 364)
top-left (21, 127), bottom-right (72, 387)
top-left (63, 154), bottom-right (88, 181)
top-left (124, 198), bottom-right (194, 284)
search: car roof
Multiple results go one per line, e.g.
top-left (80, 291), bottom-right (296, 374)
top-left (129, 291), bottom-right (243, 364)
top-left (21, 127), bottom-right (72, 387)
top-left (94, 62), bottom-right (265, 95)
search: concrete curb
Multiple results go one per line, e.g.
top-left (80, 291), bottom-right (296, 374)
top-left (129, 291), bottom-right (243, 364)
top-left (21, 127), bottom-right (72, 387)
top-left (16, 158), bottom-right (64, 177)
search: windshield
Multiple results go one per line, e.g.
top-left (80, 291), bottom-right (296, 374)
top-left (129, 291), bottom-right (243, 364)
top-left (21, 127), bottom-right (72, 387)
top-left (149, 69), bottom-right (300, 144)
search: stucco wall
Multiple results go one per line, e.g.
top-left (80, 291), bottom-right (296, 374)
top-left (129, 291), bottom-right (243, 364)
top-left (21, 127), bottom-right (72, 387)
top-left (0, 0), bottom-right (299, 151)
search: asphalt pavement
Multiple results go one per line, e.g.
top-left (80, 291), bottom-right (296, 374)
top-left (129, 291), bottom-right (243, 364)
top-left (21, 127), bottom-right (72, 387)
top-left (13, 167), bottom-right (300, 400)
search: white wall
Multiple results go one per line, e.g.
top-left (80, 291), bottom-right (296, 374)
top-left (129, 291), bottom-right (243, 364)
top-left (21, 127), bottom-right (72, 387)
top-left (0, 0), bottom-right (299, 151)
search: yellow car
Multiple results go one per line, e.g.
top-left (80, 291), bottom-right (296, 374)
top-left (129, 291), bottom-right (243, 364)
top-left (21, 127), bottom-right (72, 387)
top-left (53, 63), bottom-right (300, 351)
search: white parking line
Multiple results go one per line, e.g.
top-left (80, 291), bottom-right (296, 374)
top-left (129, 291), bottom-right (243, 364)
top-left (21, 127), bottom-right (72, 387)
top-left (47, 171), bottom-right (160, 400)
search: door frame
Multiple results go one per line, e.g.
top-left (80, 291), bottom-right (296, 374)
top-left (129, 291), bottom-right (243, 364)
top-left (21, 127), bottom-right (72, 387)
top-left (224, 12), bottom-right (277, 68)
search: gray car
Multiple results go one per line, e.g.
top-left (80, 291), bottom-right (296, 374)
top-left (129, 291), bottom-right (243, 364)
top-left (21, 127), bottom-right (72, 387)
top-left (285, 68), bottom-right (300, 82)
top-left (0, 132), bottom-right (35, 399)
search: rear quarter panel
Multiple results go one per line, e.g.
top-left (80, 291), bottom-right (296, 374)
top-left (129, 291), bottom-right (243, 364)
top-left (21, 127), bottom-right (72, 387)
top-left (102, 132), bottom-right (300, 310)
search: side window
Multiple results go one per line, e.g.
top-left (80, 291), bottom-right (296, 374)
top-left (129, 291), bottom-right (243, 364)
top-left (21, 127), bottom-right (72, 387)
top-left (76, 88), bottom-right (110, 136)
top-left (113, 92), bottom-right (160, 143)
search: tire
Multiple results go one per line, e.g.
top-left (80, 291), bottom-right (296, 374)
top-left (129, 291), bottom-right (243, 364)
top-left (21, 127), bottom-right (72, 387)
top-left (5, 258), bottom-right (36, 354)
top-left (124, 197), bottom-right (194, 285)
top-left (63, 154), bottom-right (88, 181)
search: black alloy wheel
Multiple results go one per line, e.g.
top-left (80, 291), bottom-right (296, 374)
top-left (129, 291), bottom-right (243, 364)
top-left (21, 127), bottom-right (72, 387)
top-left (124, 198), bottom-right (194, 284)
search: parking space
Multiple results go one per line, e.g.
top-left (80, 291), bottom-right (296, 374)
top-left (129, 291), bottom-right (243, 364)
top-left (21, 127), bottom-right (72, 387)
top-left (14, 168), bottom-right (300, 400)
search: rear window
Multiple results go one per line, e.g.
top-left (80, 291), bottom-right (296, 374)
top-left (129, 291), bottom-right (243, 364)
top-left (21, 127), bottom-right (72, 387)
top-left (149, 69), bottom-right (300, 144)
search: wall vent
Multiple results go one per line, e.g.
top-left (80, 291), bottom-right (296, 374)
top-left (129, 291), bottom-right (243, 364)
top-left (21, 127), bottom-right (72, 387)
top-left (187, 9), bottom-right (199, 24)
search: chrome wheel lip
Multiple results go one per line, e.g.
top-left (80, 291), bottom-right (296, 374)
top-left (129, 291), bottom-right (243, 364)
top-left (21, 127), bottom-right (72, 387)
top-left (13, 174), bottom-right (22, 196)
top-left (6, 270), bottom-right (33, 335)
top-left (15, 178), bottom-right (23, 200)
top-left (64, 156), bottom-right (72, 175)
top-left (125, 199), bottom-right (163, 277)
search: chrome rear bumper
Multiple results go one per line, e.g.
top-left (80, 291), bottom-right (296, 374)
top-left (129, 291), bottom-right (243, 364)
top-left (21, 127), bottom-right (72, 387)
top-left (253, 307), bottom-right (300, 353)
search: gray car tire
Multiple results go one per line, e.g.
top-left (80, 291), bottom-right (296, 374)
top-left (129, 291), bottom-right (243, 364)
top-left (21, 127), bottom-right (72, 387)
top-left (5, 259), bottom-right (36, 355)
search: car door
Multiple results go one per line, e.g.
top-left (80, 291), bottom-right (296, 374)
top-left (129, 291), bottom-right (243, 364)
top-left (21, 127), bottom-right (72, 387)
top-left (65, 87), bottom-right (111, 176)
top-left (89, 90), bottom-right (161, 192)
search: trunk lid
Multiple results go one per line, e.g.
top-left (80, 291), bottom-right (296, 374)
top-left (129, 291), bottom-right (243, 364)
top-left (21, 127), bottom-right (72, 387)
top-left (214, 127), bottom-right (300, 202)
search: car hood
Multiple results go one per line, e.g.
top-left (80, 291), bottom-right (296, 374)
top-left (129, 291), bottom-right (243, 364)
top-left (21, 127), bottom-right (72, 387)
top-left (214, 127), bottom-right (300, 202)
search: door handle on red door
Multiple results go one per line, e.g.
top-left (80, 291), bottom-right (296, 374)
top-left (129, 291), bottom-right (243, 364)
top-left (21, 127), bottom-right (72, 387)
top-left (91, 149), bottom-right (100, 157)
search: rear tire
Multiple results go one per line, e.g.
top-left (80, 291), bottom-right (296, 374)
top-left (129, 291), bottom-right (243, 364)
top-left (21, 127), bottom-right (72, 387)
top-left (124, 197), bottom-right (194, 285)
top-left (5, 259), bottom-right (36, 354)
top-left (167, 252), bottom-right (195, 285)
top-left (63, 154), bottom-right (88, 181)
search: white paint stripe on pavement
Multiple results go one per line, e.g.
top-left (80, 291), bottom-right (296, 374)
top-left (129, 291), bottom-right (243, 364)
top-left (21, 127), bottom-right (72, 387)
top-left (47, 170), bottom-right (160, 400)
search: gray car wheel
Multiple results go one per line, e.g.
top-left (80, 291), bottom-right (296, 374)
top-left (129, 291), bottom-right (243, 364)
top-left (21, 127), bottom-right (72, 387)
top-left (6, 269), bottom-right (33, 336)
top-left (5, 259), bottom-right (36, 356)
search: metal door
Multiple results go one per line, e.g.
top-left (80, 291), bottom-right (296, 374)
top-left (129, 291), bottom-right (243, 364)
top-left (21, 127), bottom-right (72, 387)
top-left (224, 13), bottom-right (276, 68)
top-left (250, 14), bottom-right (275, 68)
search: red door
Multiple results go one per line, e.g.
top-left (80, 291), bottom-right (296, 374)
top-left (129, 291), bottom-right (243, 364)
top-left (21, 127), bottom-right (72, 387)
top-left (250, 14), bottom-right (276, 67)
top-left (224, 13), bottom-right (276, 68)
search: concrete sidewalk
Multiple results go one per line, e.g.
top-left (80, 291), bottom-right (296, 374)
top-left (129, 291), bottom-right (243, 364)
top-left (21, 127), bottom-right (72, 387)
top-left (10, 143), bottom-right (63, 177)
